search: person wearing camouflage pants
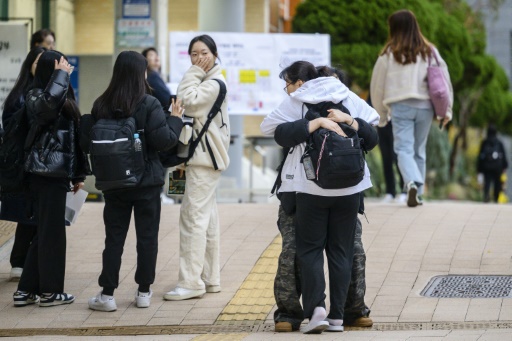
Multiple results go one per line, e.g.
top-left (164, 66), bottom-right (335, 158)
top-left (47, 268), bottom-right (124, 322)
top-left (274, 205), bottom-right (372, 332)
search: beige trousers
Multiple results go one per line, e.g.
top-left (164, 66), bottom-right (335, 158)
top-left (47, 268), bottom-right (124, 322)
top-left (178, 165), bottom-right (221, 290)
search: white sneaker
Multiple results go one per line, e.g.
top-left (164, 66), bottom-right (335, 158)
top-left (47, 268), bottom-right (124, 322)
top-left (88, 292), bottom-right (117, 312)
top-left (380, 193), bottom-right (394, 203)
top-left (325, 318), bottom-right (344, 332)
top-left (160, 193), bottom-right (175, 205)
top-left (135, 290), bottom-right (152, 308)
top-left (163, 287), bottom-right (205, 301)
top-left (10, 267), bottom-right (23, 280)
top-left (301, 320), bottom-right (329, 334)
top-left (395, 193), bottom-right (407, 203)
top-left (206, 285), bottom-right (221, 293)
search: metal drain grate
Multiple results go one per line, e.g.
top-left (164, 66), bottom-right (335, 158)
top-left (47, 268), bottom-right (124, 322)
top-left (421, 275), bottom-right (512, 298)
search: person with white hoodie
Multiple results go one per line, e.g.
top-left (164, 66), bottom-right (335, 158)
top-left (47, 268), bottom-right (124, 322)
top-left (261, 61), bottom-right (379, 334)
top-left (164, 35), bottom-right (230, 301)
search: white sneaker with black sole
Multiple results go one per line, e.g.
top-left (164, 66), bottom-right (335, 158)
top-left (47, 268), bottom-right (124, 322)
top-left (39, 292), bottom-right (75, 307)
top-left (13, 291), bottom-right (40, 307)
top-left (88, 292), bottom-right (117, 312)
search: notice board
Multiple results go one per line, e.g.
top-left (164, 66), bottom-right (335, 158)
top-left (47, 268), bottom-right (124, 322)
top-left (0, 23), bottom-right (29, 115)
top-left (169, 32), bottom-right (330, 115)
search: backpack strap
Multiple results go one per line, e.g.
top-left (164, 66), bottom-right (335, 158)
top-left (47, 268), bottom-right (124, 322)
top-left (186, 78), bottom-right (227, 170)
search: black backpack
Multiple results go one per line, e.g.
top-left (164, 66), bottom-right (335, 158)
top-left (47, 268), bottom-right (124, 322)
top-left (0, 105), bottom-right (29, 193)
top-left (301, 102), bottom-right (365, 189)
top-left (480, 140), bottom-right (504, 172)
top-left (89, 110), bottom-right (147, 191)
top-left (159, 79), bottom-right (227, 169)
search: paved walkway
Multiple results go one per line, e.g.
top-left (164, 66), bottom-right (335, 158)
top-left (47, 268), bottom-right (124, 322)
top-left (1, 201), bottom-right (512, 340)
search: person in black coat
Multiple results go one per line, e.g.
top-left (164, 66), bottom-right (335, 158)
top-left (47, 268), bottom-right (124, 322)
top-left (82, 51), bottom-right (183, 312)
top-left (269, 65), bottom-right (378, 333)
top-left (142, 47), bottom-right (171, 109)
top-left (1, 46), bottom-right (45, 280)
top-left (14, 50), bottom-right (89, 307)
top-left (477, 124), bottom-right (509, 202)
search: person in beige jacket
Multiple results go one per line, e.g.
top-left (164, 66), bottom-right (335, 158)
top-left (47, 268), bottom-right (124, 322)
top-left (370, 9), bottom-right (453, 208)
top-left (164, 35), bottom-right (230, 301)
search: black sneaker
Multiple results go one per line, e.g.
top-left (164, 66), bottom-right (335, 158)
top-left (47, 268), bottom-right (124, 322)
top-left (13, 291), bottom-right (40, 307)
top-left (39, 292), bottom-right (75, 307)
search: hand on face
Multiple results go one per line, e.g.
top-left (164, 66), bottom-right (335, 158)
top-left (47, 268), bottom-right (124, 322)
top-left (194, 56), bottom-right (212, 72)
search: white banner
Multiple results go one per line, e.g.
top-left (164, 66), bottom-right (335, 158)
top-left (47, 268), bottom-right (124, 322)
top-left (169, 32), bottom-right (330, 115)
top-left (0, 23), bottom-right (29, 114)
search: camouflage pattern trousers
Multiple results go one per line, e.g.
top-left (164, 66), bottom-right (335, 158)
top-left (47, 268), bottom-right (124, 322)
top-left (273, 205), bottom-right (370, 327)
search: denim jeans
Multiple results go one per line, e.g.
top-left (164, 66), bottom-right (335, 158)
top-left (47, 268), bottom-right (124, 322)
top-left (390, 103), bottom-right (433, 195)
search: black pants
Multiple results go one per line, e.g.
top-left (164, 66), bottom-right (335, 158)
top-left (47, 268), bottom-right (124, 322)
top-left (296, 192), bottom-right (359, 320)
top-left (18, 175), bottom-right (69, 293)
top-left (99, 186), bottom-right (161, 293)
top-left (10, 223), bottom-right (37, 268)
top-left (378, 122), bottom-right (404, 196)
top-left (483, 171), bottom-right (503, 203)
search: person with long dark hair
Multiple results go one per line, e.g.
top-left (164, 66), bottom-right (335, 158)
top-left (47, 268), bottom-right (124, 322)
top-left (84, 51), bottom-right (183, 311)
top-left (370, 9), bottom-right (453, 207)
top-left (261, 61), bottom-right (379, 334)
top-left (13, 50), bottom-right (89, 307)
top-left (164, 34), bottom-right (230, 301)
top-left (1, 47), bottom-right (45, 280)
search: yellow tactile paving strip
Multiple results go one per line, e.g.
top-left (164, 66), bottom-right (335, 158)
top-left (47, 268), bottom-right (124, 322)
top-left (215, 235), bottom-right (281, 325)
top-left (0, 220), bottom-right (16, 249)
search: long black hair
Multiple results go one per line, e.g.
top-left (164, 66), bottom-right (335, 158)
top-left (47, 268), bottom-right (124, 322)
top-left (93, 51), bottom-right (150, 120)
top-left (33, 50), bottom-right (81, 123)
top-left (279, 61), bottom-right (318, 83)
top-left (2, 47), bottom-right (46, 114)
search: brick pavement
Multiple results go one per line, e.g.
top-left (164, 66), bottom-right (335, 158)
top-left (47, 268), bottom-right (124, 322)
top-left (0, 201), bottom-right (512, 340)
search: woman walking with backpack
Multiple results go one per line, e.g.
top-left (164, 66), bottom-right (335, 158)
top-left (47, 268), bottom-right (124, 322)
top-left (370, 9), bottom-right (453, 207)
top-left (164, 34), bottom-right (230, 301)
top-left (14, 50), bottom-right (89, 307)
top-left (261, 61), bottom-right (379, 334)
top-left (83, 51), bottom-right (183, 311)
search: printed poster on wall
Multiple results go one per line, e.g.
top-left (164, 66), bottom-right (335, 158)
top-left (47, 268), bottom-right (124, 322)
top-left (0, 23), bottom-right (29, 117)
top-left (169, 32), bottom-right (330, 115)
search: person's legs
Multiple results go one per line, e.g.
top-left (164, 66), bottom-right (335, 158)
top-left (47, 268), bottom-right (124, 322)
top-left (295, 193), bottom-right (329, 319)
top-left (492, 171), bottom-right (503, 202)
top-left (98, 191), bottom-right (133, 295)
top-left (413, 108), bottom-right (434, 196)
top-left (177, 166), bottom-right (221, 290)
top-left (133, 186), bottom-right (161, 292)
top-left (483, 172), bottom-right (492, 202)
top-left (274, 206), bottom-right (303, 331)
top-left (344, 217), bottom-right (372, 326)
top-left (378, 123), bottom-right (397, 197)
top-left (324, 193), bottom-right (359, 320)
top-left (33, 176), bottom-right (68, 294)
top-left (391, 103), bottom-right (424, 188)
top-left (10, 223), bottom-right (37, 269)
top-left (201, 190), bottom-right (221, 289)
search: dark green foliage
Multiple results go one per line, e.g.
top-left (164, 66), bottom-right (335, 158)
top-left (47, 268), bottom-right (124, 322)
top-left (292, 0), bottom-right (512, 131)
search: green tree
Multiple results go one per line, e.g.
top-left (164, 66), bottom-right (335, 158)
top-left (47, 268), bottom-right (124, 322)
top-left (293, 0), bottom-right (512, 182)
